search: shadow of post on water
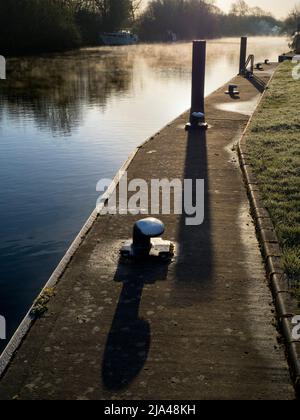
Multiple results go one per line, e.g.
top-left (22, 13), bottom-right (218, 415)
top-left (101, 256), bottom-right (169, 391)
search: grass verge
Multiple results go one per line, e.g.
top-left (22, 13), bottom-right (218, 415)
top-left (244, 62), bottom-right (300, 301)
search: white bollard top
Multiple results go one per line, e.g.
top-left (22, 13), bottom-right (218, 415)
top-left (135, 218), bottom-right (165, 237)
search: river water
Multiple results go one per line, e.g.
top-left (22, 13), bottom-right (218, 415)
top-left (0, 37), bottom-right (288, 351)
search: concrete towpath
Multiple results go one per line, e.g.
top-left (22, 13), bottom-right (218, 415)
top-left (0, 64), bottom-right (295, 400)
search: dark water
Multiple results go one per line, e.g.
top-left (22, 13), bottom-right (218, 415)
top-left (0, 38), bottom-right (287, 352)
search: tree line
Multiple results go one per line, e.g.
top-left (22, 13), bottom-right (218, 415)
top-left (0, 0), bottom-right (138, 55)
top-left (0, 0), bottom-right (298, 55)
top-left (136, 0), bottom-right (282, 42)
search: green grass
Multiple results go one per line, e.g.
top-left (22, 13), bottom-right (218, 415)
top-left (245, 62), bottom-right (300, 300)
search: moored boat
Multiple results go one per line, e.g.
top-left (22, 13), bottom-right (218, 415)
top-left (100, 31), bottom-right (138, 46)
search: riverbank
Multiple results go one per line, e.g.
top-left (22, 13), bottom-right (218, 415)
top-left (0, 1), bottom-right (284, 57)
top-left (0, 65), bottom-right (295, 400)
top-left (239, 62), bottom-right (300, 395)
top-left (243, 62), bottom-right (300, 299)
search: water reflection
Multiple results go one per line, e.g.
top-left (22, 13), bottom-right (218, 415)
top-left (0, 37), bottom-right (288, 352)
top-left (0, 51), bottom-right (135, 135)
top-left (0, 38), bottom-right (287, 135)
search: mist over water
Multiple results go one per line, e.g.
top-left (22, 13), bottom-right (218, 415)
top-left (0, 37), bottom-right (288, 352)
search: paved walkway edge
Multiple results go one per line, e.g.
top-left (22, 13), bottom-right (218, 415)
top-left (0, 111), bottom-right (189, 379)
top-left (238, 66), bottom-right (300, 398)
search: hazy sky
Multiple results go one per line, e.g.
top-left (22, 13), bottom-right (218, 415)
top-left (215, 0), bottom-right (297, 18)
top-left (142, 0), bottom-right (298, 19)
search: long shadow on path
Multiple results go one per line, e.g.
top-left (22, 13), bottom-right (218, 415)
top-left (173, 129), bottom-right (214, 303)
top-left (102, 257), bottom-right (169, 390)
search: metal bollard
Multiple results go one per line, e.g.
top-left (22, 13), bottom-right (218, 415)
top-left (245, 70), bottom-right (254, 79)
top-left (225, 84), bottom-right (239, 96)
top-left (256, 63), bottom-right (263, 70)
top-left (265, 59), bottom-right (270, 65)
top-left (185, 40), bottom-right (208, 131)
top-left (239, 37), bottom-right (247, 75)
top-left (132, 218), bottom-right (165, 258)
top-left (120, 218), bottom-right (174, 260)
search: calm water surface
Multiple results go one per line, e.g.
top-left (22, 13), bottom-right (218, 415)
top-left (0, 37), bottom-right (288, 351)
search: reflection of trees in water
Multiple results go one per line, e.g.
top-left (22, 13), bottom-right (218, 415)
top-left (0, 40), bottom-right (286, 135)
top-left (0, 50), bottom-right (134, 135)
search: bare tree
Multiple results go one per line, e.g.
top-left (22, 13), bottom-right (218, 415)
top-left (131, 0), bottom-right (143, 20)
top-left (230, 0), bottom-right (250, 16)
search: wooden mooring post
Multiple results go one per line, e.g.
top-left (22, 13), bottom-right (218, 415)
top-left (239, 37), bottom-right (248, 75)
top-left (186, 40), bottom-right (208, 131)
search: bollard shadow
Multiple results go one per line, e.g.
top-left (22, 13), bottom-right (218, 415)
top-left (246, 75), bottom-right (266, 93)
top-left (101, 256), bottom-right (169, 391)
top-left (228, 93), bottom-right (241, 100)
top-left (173, 128), bottom-right (213, 303)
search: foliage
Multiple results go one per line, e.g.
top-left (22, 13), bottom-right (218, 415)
top-left (0, 0), bottom-right (135, 54)
top-left (0, 0), bottom-right (81, 55)
top-left (0, 0), bottom-right (293, 57)
top-left (135, 0), bottom-right (281, 42)
top-left (31, 288), bottom-right (56, 317)
top-left (281, 5), bottom-right (300, 35)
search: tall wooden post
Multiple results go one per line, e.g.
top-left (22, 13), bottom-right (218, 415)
top-left (186, 40), bottom-right (208, 130)
top-left (239, 37), bottom-right (247, 75)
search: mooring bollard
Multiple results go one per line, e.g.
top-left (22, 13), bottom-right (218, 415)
top-left (245, 70), bottom-right (254, 79)
top-left (185, 40), bottom-right (208, 131)
top-left (132, 218), bottom-right (165, 257)
top-left (239, 37), bottom-right (248, 75)
top-left (265, 59), bottom-right (270, 65)
top-left (225, 84), bottom-right (239, 96)
top-left (256, 63), bottom-right (263, 70)
top-left (120, 218), bottom-right (174, 260)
